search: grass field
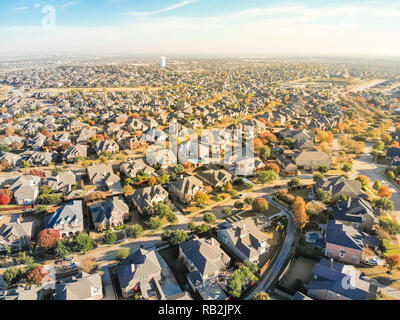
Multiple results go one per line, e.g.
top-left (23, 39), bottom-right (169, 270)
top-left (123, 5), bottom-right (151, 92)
top-left (357, 265), bottom-right (400, 290)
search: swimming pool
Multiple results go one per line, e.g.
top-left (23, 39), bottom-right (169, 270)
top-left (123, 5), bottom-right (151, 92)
top-left (305, 231), bottom-right (321, 243)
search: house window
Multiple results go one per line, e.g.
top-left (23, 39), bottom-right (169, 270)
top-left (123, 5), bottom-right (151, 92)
top-left (352, 223), bottom-right (359, 228)
top-left (352, 255), bottom-right (358, 261)
top-left (326, 249), bottom-right (332, 255)
top-left (222, 236), bottom-right (228, 244)
top-left (339, 251), bottom-right (346, 258)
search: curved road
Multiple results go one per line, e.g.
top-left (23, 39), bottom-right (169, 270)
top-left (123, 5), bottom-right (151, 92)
top-left (245, 195), bottom-right (295, 300)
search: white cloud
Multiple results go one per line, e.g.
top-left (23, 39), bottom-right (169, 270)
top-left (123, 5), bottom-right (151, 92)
top-left (3, 2), bottom-right (400, 56)
top-left (13, 6), bottom-right (29, 11)
top-left (124, 0), bottom-right (198, 17)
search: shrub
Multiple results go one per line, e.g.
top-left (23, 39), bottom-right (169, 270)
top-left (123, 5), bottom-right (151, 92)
top-left (126, 224), bottom-right (144, 238)
top-left (103, 229), bottom-right (117, 244)
top-left (223, 207), bottom-right (232, 215)
top-left (204, 212), bottom-right (216, 225)
top-left (252, 198), bottom-right (269, 213)
top-left (162, 229), bottom-right (188, 246)
top-left (147, 217), bottom-right (162, 230)
top-left (116, 248), bottom-right (130, 261)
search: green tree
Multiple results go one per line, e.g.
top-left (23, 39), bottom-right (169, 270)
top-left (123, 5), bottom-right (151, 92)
top-left (156, 174), bottom-right (170, 185)
top-left (122, 184), bottom-right (134, 196)
top-left (76, 232), bottom-right (94, 253)
top-left (126, 224), bottom-right (144, 238)
top-left (387, 170), bottom-right (395, 180)
top-left (315, 188), bottom-right (332, 203)
top-left (204, 212), bottom-right (216, 225)
top-left (162, 229), bottom-right (188, 245)
top-left (342, 163), bottom-right (352, 173)
top-left (373, 140), bottom-right (385, 151)
top-left (288, 177), bottom-right (302, 188)
top-left (256, 170), bottom-right (278, 184)
top-left (193, 223), bottom-right (210, 236)
top-left (174, 164), bottom-right (185, 174)
top-left (55, 240), bottom-right (71, 260)
top-left (3, 268), bottom-right (20, 287)
top-left (373, 180), bottom-right (382, 191)
top-left (34, 205), bottom-right (48, 214)
top-left (375, 198), bottom-right (394, 211)
top-left (223, 207), bottom-right (232, 215)
top-left (116, 248), bottom-right (130, 261)
top-left (259, 146), bottom-right (271, 158)
top-left (16, 251), bottom-right (34, 266)
top-left (313, 173), bottom-right (325, 181)
top-left (147, 217), bottom-right (162, 230)
top-left (318, 165), bottom-right (329, 174)
top-left (103, 229), bottom-right (117, 245)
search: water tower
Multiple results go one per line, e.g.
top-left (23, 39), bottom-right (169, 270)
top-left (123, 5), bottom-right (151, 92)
top-left (160, 56), bottom-right (166, 68)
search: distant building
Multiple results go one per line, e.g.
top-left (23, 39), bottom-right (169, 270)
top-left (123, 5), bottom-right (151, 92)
top-left (160, 56), bottom-right (166, 68)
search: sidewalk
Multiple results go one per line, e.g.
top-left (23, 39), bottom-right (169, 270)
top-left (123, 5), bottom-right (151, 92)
top-left (364, 276), bottom-right (400, 300)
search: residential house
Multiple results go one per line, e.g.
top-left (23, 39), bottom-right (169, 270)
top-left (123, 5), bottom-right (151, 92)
top-left (9, 175), bottom-right (41, 205)
top-left (120, 159), bottom-right (156, 178)
top-left (170, 176), bottom-right (205, 204)
top-left (94, 140), bottom-right (120, 156)
top-left (90, 197), bottom-right (129, 231)
top-left (47, 170), bottom-right (77, 193)
top-left (86, 164), bottom-right (121, 192)
top-left (217, 217), bottom-right (269, 264)
top-left (195, 168), bottom-right (232, 188)
top-left (131, 185), bottom-right (169, 216)
top-left (0, 221), bottom-right (33, 252)
top-left (306, 258), bottom-right (377, 300)
top-left (0, 152), bottom-right (21, 167)
top-left (45, 200), bottom-right (84, 238)
top-left (276, 155), bottom-right (298, 176)
top-left (293, 149), bottom-right (331, 171)
top-left (323, 220), bottom-right (379, 265)
top-left (116, 248), bottom-right (162, 298)
top-left (385, 147), bottom-right (400, 166)
top-left (179, 237), bottom-right (230, 300)
top-left (235, 156), bottom-right (265, 177)
top-left (53, 272), bottom-right (103, 300)
top-left (63, 145), bottom-right (87, 162)
top-left (333, 198), bottom-right (378, 232)
top-left (315, 176), bottom-right (365, 201)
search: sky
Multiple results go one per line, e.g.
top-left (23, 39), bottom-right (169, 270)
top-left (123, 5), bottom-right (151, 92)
top-left (1, 0), bottom-right (400, 57)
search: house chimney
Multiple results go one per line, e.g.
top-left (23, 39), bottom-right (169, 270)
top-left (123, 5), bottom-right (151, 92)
top-left (211, 238), bottom-right (215, 246)
top-left (242, 224), bottom-right (246, 231)
top-left (131, 264), bottom-right (135, 273)
top-left (330, 258), bottom-right (334, 269)
top-left (16, 218), bottom-right (21, 224)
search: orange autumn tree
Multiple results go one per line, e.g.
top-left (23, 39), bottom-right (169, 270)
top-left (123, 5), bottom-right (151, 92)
top-left (38, 228), bottom-right (60, 248)
top-left (385, 254), bottom-right (400, 271)
top-left (377, 186), bottom-right (392, 198)
top-left (27, 266), bottom-right (48, 285)
top-left (293, 196), bottom-right (309, 232)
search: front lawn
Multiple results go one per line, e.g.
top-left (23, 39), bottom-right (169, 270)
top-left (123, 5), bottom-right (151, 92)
top-left (356, 265), bottom-right (400, 290)
top-left (288, 188), bottom-right (311, 200)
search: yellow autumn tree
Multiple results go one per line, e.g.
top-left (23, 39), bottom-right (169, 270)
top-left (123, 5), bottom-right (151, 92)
top-left (293, 196), bottom-right (309, 232)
